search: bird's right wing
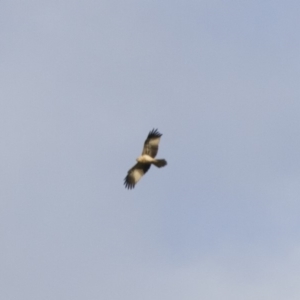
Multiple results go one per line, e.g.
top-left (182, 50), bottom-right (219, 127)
top-left (124, 163), bottom-right (151, 189)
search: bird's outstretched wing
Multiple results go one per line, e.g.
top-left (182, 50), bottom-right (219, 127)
top-left (142, 128), bottom-right (162, 158)
top-left (124, 163), bottom-right (151, 189)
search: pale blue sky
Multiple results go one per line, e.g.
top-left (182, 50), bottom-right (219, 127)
top-left (1, 1), bottom-right (300, 299)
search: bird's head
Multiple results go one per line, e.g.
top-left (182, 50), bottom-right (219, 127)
top-left (136, 156), bottom-right (142, 163)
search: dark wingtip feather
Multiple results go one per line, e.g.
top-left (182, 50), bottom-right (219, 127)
top-left (124, 176), bottom-right (135, 190)
top-left (147, 128), bottom-right (162, 139)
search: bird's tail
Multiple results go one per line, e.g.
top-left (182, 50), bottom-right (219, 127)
top-left (152, 159), bottom-right (167, 168)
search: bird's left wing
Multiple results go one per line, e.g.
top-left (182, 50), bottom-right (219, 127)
top-left (142, 128), bottom-right (162, 158)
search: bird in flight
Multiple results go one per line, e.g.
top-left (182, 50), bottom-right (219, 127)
top-left (124, 129), bottom-right (167, 189)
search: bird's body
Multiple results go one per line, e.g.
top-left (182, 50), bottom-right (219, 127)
top-left (124, 129), bottom-right (167, 189)
top-left (136, 154), bottom-right (155, 163)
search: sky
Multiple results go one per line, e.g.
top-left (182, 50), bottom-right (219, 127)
top-left (1, 0), bottom-right (300, 299)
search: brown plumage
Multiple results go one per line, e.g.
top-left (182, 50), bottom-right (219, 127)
top-left (124, 129), bottom-right (167, 189)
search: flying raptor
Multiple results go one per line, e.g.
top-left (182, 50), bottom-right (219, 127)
top-left (124, 129), bottom-right (167, 189)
